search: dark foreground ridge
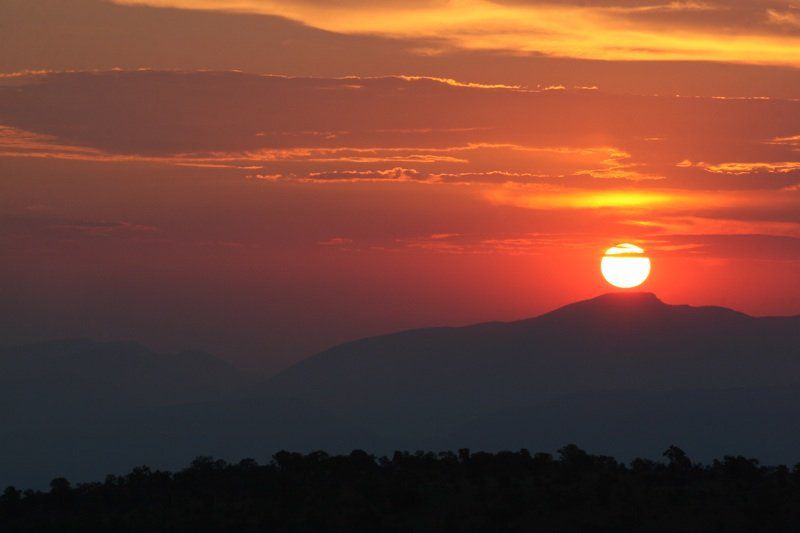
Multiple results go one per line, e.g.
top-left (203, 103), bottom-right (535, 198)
top-left (3, 446), bottom-right (800, 532)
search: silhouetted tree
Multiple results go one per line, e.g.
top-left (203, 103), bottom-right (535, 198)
top-left (663, 445), bottom-right (692, 470)
top-left (49, 477), bottom-right (71, 494)
top-left (2, 446), bottom-right (800, 531)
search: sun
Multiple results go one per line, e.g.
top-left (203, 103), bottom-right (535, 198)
top-left (600, 243), bottom-right (651, 288)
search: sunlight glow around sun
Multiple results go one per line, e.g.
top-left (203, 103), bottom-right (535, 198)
top-left (600, 243), bottom-right (651, 289)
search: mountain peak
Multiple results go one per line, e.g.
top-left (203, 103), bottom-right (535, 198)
top-left (537, 291), bottom-right (666, 322)
top-left (579, 291), bottom-right (666, 312)
top-left (586, 291), bottom-right (662, 305)
top-left (529, 291), bottom-right (759, 334)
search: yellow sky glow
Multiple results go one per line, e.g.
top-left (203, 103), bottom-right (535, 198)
top-left (113, 0), bottom-right (800, 66)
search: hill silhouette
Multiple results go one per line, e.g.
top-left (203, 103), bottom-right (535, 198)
top-left (3, 293), bottom-right (800, 488)
top-left (267, 292), bottom-right (800, 444)
top-left (0, 340), bottom-right (385, 488)
top-left (0, 339), bottom-right (246, 416)
top-left (4, 447), bottom-right (800, 532)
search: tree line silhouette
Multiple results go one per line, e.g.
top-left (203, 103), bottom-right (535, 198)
top-left (2, 445), bottom-right (800, 531)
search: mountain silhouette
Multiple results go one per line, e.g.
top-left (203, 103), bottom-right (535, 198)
top-left (3, 294), bottom-right (800, 488)
top-left (0, 339), bottom-right (246, 422)
top-left (267, 292), bottom-right (800, 442)
top-left (0, 339), bottom-right (386, 488)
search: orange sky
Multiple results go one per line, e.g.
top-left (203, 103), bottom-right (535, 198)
top-left (112, 0), bottom-right (800, 65)
top-left (1, 1), bottom-right (799, 372)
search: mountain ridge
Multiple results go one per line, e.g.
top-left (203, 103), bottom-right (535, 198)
top-left (285, 292), bottom-right (787, 368)
top-left (266, 292), bottom-right (800, 442)
top-left (3, 294), bottom-right (800, 488)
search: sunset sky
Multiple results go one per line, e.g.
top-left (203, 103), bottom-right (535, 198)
top-left (2, 0), bottom-right (800, 372)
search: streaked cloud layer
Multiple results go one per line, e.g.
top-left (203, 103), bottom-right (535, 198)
top-left (112, 0), bottom-right (800, 64)
top-left (3, 71), bottom-right (799, 269)
top-left (4, 1), bottom-right (800, 98)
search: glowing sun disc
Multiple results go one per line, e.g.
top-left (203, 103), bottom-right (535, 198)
top-left (600, 243), bottom-right (651, 288)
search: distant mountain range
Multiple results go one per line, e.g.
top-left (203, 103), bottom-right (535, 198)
top-left (267, 292), bottom-right (800, 456)
top-left (0, 340), bottom-right (382, 488)
top-left (3, 293), bottom-right (800, 488)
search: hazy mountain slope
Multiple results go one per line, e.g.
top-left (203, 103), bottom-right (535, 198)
top-left (0, 391), bottom-right (387, 489)
top-left (0, 339), bottom-right (247, 425)
top-left (267, 293), bottom-right (800, 439)
top-left (0, 340), bottom-right (386, 488)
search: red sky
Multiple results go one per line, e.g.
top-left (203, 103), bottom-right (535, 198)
top-left (2, 0), bottom-right (800, 373)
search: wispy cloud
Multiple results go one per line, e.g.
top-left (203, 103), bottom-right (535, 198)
top-left (626, 216), bottom-right (800, 238)
top-left (300, 167), bottom-right (428, 183)
top-left (110, 0), bottom-right (800, 66)
top-left (702, 162), bottom-right (800, 175)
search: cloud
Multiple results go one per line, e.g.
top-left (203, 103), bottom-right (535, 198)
top-left (7, 1), bottom-right (800, 102)
top-left (675, 158), bottom-right (800, 176)
top-left (0, 211), bottom-right (163, 247)
top-left (395, 75), bottom-right (523, 90)
top-left (107, 0), bottom-right (800, 66)
top-left (300, 167), bottom-right (428, 183)
top-left (53, 220), bottom-right (162, 239)
top-left (652, 233), bottom-right (800, 261)
top-left (702, 161), bottom-right (800, 174)
top-left (429, 171), bottom-right (551, 184)
top-left (3, 71), bottom-right (800, 165)
top-left (771, 134), bottom-right (800, 146)
top-left (0, 123), bottom-right (636, 183)
top-left (484, 184), bottom-right (678, 210)
top-left (399, 232), bottom-right (573, 255)
top-left (247, 174), bottom-right (283, 181)
top-left (573, 149), bottom-right (665, 180)
top-left (3, 69), bottom-right (800, 227)
top-left (767, 8), bottom-right (800, 29)
top-left (625, 216), bottom-right (800, 238)
top-left (317, 237), bottom-right (354, 246)
top-left (482, 182), bottom-right (800, 213)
